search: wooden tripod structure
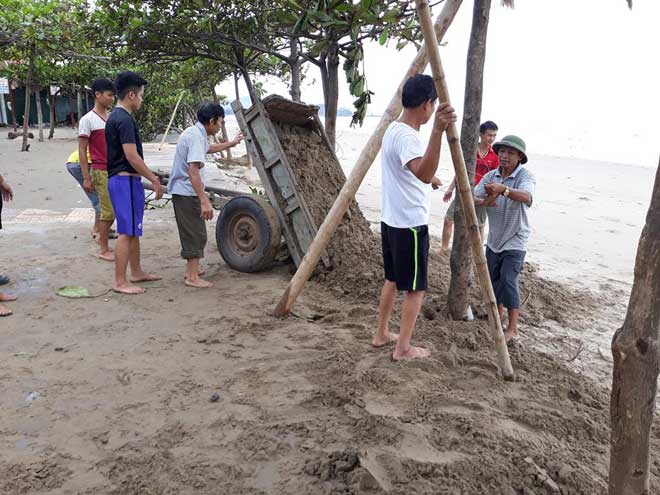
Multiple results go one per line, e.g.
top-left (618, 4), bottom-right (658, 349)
top-left (274, 0), bottom-right (514, 380)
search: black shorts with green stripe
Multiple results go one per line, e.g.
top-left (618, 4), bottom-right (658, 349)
top-left (381, 222), bottom-right (429, 292)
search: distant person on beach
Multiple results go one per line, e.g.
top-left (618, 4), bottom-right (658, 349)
top-left (106, 71), bottom-right (164, 295)
top-left (79, 77), bottom-right (117, 261)
top-left (441, 120), bottom-right (499, 251)
top-left (0, 172), bottom-right (16, 316)
top-left (65, 148), bottom-right (100, 239)
top-left (372, 74), bottom-right (456, 360)
top-left (474, 135), bottom-right (535, 342)
top-left (168, 102), bottom-right (243, 288)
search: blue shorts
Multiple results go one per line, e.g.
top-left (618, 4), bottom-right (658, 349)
top-left (108, 175), bottom-right (144, 237)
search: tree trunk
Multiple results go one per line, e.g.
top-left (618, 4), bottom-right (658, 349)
top-left (221, 120), bottom-right (232, 159)
top-left (448, 0), bottom-right (491, 319)
top-left (323, 42), bottom-right (340, 150)
top-left (35, 86), bottom-right (44, 142)
top-left (48, 92), bottom-right (56, 139)
top-left (241, 68), bottom-right (258, 104)
top-left (76, 88), bottom-right (83, 124)
top-left (289, 38), bottom-right (302, 102)
top-left (609, 159), bottom-right (660, 495)
top-left (69, 94), bottom-right (76, 126)
top-left (21, 44), bottom-right (36, 152)
top-left (210, 84), bottom-right (219, 103)
top-left (234, 72), bottom-right (240, 101)
top-left (233, 47), bottom-right (258, 104)
top-left (8, 81), bottom-right (17, 132)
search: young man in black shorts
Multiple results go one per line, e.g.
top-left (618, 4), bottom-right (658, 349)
top-left (106, 71), bottom-right (164, 294)
top-left (372, 74), bottom-right (456, 360)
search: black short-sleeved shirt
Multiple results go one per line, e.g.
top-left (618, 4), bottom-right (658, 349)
top-left (106, 107), bottom-right (143, 177)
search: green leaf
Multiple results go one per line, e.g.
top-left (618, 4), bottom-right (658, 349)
top-left (359, 0), bottom-right (374, 11)
top-left (128, 17), bottom-right (142, 29)
top-left (378, 26), bottom-right (389, 45)
top-left (56, 285), bottom-right (91, 298)
top-left (333, 4), bottom-right (353, 13)
top-left (350, 76), bottom-right (364, 95)
top-left (309, 39), bottom-right (329, 57)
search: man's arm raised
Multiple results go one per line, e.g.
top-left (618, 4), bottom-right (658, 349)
top-left (406, 102), bottom-right (456, 183)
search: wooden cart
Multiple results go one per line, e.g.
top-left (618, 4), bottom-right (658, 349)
top-left (154, 95), bottom-right (332, 273)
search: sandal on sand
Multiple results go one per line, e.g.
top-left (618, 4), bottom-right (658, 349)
top-left (0, 275), bottom-right (9, 286)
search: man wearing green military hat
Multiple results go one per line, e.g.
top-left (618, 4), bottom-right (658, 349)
top-left (474, 135), bottom-right (536, 342)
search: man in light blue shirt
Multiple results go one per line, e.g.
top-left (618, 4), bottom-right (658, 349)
top-left (474, 135), bottom-right (535, 342)
top-left (168, 103), bottom-right (243, 288)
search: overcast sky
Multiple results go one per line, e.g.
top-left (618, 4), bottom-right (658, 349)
top-left (219, 0), bottom-right (659, 166)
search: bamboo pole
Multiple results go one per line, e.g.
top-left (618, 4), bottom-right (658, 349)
top-left (415, 0), bottom-right (513, 380)
top-left (8, 81), bottom-right (17, 132)
top-left (159, 90), bottom-right (186, 151)
top-left (273, 0), bottom-right (463, 317)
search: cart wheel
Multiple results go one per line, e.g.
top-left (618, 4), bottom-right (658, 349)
top-left (216, 195), bottom-right (282, 273)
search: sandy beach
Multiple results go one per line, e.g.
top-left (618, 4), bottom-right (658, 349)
top-left (0, 125), bottom-right (658, 494)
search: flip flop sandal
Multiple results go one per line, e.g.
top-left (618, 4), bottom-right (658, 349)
top-left (0, 275), bottom-right (10, 286)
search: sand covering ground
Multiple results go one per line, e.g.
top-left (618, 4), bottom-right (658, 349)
top-left (1, 131), bottom-right (659, 494)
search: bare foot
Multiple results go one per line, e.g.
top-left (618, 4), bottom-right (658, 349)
top-left (95, 250), bottom-right (115, 262)
top-left (0, 304), bottom-right (12, 316)
top-left (112, 283), bottom-right (146, 295)
top-left (0, 293), bottom-right (17, 302)
top-left (184, 270), bottom-right (206, 279)
top-left (392, 345), bottom-right (431, 361)
top-left (130, 272), bottom-right (162, 283)
top-left (184, 277), bottom-right (213, 288)
top-left (371, 332), bottom-right (399, 347)
top-left (504, 330), bottom-right (519, 342)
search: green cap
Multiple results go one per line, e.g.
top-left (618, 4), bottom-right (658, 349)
top-left (493, 135), bottom-right (528, 164)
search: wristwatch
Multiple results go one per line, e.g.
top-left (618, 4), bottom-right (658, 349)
top-left (503, 187), bottom-right (511, 197)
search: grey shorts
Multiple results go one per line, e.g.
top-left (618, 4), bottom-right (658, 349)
top-left (445, 196), bottom-right (488, 225)
top-left (173, 195), bottom-right (207, 259)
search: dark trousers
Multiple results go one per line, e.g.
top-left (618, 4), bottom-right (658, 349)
top-left (486, 248), bottom-right (526, 309)
top-left (173, 195), bottom-right (207, 259)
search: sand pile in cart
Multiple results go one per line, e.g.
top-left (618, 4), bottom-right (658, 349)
top-left (272, 120), bottom-right (382, 282)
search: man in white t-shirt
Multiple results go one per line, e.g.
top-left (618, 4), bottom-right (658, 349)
top-left (373, 74), bottom-right (456, 360)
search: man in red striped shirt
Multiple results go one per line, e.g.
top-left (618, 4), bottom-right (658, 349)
top-left (79, 78), bottom-right (116, 261)
top-left (441, 120), bottom-right (499, 251)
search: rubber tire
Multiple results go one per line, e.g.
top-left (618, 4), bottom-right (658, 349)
top-left (216, 195), bottom-right (282, 273)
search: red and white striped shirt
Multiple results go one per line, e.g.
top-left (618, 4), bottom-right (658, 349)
top-left (78, 110), bottom-right (108, 171)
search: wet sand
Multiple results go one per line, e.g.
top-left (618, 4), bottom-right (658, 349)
top-left (0, 127), bottom-right (658, 494)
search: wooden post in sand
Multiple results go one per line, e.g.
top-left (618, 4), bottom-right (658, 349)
top-left (159, 90), bottom-right (185, 151)
top-left (414, 0), bottom-right (513, 380)
top-left (273, 0), bottom-right (463, 316)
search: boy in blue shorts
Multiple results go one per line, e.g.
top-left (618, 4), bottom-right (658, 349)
top-left (106, 71), bottom-right (164, 294)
